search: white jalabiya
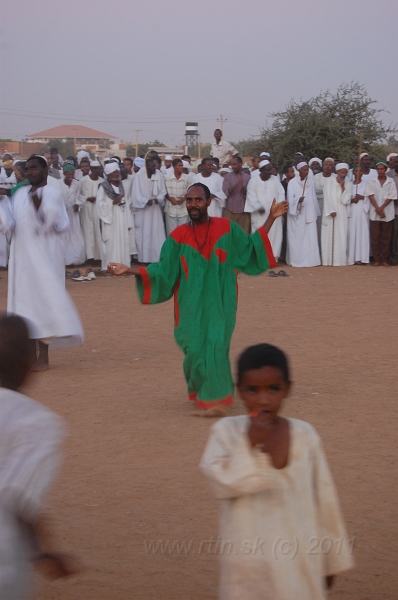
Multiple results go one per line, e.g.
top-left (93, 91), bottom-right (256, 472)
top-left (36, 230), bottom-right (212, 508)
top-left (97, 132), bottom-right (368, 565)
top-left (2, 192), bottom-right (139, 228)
top-left (58, 178), bottom-right (85, 265)
top-left (321, 177), bottom-right (352, 266)
top-left (190, 172), bottom-right (226, 217)
top-left (132, 168), bottom-right (166, 263)
top-left (286, 176), bottom-right (320, 267)
top-left (0, 388), bottom-right (63, 600)
top-left (0, 185), bottom-right (84, 348)
top-left (0, 171), bottom-right (17, 268)
top-left (0, 168), bottom-right (17, 187)
top-left (122, 177), bottom-right (137, 255)
top-left (347, 180), bottom-right (370, 264)
top-left (78, 174), bottom-right (103, 261)
top-left (313, 173), bottom-right (336, 204)
top-left (245, 175), bottom-right (285, 259)
top-left (200, 416), bottom-right (354, 600)
top-left (0, 195), bottom-right (10, 267)
top-left (97, 183), bottom-right (132, 269)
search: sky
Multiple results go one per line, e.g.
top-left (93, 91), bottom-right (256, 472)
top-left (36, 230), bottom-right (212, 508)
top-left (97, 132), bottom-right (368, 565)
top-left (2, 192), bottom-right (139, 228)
top-left (0, 0), bottom-right (396, 147)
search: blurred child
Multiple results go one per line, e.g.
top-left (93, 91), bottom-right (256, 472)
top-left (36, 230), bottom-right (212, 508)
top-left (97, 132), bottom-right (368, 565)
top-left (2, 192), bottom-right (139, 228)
top-left (200, 343), bottom-right (353, 599)
top-left (0, 315), bottom-right (76, 599)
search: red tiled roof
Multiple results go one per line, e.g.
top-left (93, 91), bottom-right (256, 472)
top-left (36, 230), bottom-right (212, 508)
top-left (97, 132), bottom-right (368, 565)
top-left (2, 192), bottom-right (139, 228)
top-left (27, 125), bottom-right (117, 139)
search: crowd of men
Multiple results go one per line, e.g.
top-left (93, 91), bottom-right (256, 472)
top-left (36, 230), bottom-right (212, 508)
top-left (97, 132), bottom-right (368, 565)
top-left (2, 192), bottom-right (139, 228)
top-left (1, 128), bottom-right (398, 270)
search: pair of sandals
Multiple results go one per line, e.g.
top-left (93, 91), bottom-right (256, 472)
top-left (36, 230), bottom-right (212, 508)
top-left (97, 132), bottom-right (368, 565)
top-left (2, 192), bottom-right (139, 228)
top-left (268, 269), bottom-right (288, 277)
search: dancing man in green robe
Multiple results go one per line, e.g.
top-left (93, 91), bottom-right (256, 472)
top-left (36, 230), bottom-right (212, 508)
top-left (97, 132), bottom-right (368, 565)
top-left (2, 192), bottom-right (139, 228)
top-left (109, 180), bottom-right (287, 415)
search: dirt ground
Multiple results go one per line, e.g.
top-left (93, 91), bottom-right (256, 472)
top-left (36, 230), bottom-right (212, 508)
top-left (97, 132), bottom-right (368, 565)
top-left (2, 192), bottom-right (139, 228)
top-left (1, 265), bottom-right (397, 600)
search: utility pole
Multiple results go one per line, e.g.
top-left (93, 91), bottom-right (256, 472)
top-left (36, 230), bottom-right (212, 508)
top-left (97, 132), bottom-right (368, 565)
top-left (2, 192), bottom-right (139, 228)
top-left (135, 129), bottom-right (142, 158)
top-left (217, 114), bottom-right (227, 134)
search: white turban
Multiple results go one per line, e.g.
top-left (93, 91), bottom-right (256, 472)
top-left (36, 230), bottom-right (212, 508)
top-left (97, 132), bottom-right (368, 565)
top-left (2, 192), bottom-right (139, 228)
top-left (324, 157), bottom-right (335, 165)
top-left (260, 152), bottom-right (270, 158)
top-left (182, 160), bottom-right (191, 169)
top-left (359, 152), bottom-right (369, 159)
top-left (295, 152), bottom-right (304, 157)
top-left (259, 160), bottom-right (270, 169)
top-left (335, 162), bottom-right (349, 171)
top-left (104, 162), bottom-right (120, 176)
top-left (309, 157), bottom-right (322, 166)
top-left (387, 153), bottom-right (398, 161)
top-left (165, 154), bottom-right (172, 161)
top-left (297, 161), bottom-right (308, 170)
top-left (134, 157), bottom-right (145, 168)
top-left (219, 167), bottom-right (231, 174)
top-left (77, 150), bottom-right (90, 164)
top-left (90, 160), bottom-right (101, 167)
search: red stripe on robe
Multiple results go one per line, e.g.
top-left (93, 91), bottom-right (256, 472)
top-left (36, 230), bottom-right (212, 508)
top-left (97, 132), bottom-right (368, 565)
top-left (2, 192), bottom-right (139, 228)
top-left (139, 267), bottom-right (151, 304)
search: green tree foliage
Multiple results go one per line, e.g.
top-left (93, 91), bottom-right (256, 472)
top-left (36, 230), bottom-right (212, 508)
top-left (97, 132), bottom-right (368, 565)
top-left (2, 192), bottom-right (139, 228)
top-left (39, 138), bottom-right (76, 159)
top-left (246, 83), bottom-right (394, 167)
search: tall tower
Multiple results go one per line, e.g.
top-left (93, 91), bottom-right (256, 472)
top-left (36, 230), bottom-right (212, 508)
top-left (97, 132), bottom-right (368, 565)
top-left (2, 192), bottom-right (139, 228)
top-left (185, 122), bottom-right (199, 149)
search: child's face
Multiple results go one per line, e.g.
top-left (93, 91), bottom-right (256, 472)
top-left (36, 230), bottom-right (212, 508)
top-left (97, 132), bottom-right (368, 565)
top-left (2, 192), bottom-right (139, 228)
top-left (238, 366), bottom-right (291, 421)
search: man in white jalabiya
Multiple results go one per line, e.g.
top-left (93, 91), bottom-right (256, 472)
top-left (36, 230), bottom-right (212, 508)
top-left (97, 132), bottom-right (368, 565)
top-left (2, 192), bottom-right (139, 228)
top-left (190, 158), bottom-right (226, 217)
top-left (314, 157), bottom-right (336, 243)
top-left (132, 153), bottom-right (166, 263)
top-left (245, 160), bottom-right (285, 260)
top-left (161, 155), bottom-right (173, 175)
top-left (286, 161), bottom-right (321, 267)
top-left (321, 163), bottom-right (352, 266)
top-left (78, 159), bottom-right (103, 264)
top-left (97, 162), bottom-right (132, 269)
top-left (0, 155), bottom-right (84, 371)
top-left (58, 164), bottom-right (85, 266)
top-left (358, 152), bottom-right (377, 184)
top-left (347, 164), bottom-right (370, 265)
top-left (309, 157), bottom-right (322, 176)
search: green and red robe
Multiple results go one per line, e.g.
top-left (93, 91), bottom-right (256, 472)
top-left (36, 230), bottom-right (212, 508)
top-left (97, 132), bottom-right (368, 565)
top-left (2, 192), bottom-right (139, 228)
top-left (136, 217), bottom-right (276, 409)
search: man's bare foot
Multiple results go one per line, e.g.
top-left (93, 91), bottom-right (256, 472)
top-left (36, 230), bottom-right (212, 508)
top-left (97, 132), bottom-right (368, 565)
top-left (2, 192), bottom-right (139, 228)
top-left (372, 262), bottom-right (380, 267)
top-left (191, 407), bottom-right (229, 418)
top-left (382, 262), bottom-right (390, 267)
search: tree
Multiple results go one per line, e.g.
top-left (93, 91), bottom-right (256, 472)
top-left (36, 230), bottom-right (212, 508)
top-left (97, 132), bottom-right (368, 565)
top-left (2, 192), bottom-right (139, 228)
top-left (39, 138), bottom-right (76, 159)
top-left (246, 83), bottom-right (395, 167)
top-left (126, 140), bottom-right (166, 157)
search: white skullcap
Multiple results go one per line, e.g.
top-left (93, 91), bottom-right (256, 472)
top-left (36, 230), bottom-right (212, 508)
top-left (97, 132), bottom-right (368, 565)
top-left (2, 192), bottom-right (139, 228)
top-left (324, 157), bottom-right (335, 164)
top-left (295, 152), bottom-right (304, 156)
top-left (335, 162), bottom-right (349, 171)
top-left (182, 160), bottom-right (190, 169)
top-left (90, 160), bottom-right (101, 167)
top-left (297, 161), bottom-right (308, 170)
top-left (104, 157), bottom-right (111, 163)
top-left (259, 160), bottom-right (270, 169)
top-left (260, 152), bottom-right (270, 157)
top-left (219, 167), bottom-right (231, 174)
top-left (387, 153), bottom-right (398, 161)
top-left (309, 157), bottom-right (322, 166)
top-left (165, 155), bottom-right (172, 161)
top-left (359, 152), bottom-right (369, 159)
top-left (104, 162), bottom-right (120, 175)
top-left (134, 157), bottom-right (145, 168)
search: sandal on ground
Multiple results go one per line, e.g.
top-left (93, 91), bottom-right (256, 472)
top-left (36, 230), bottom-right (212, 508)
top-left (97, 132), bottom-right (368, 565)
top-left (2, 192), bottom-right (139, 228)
top-left (268, 270), bottom-right (278, 277)
top-left (277, 270), bottom-right (288, 277)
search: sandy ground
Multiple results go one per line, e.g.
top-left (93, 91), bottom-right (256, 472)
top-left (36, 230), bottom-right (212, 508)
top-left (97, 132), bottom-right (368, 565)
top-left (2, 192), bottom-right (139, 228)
top-left (1, 265), bottom-right (397, 600)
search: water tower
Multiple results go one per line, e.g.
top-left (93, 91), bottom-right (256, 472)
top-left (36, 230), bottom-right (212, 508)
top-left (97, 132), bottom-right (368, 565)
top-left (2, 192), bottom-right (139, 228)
top-left (185, 122), bottom-right (199, 151)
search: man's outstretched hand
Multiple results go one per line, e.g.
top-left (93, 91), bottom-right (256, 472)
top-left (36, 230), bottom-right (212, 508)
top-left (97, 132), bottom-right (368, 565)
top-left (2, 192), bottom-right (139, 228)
top-left (107, 262), bottom-right (139, 276)
top-left (270, 198), bottom-right (288, 219)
